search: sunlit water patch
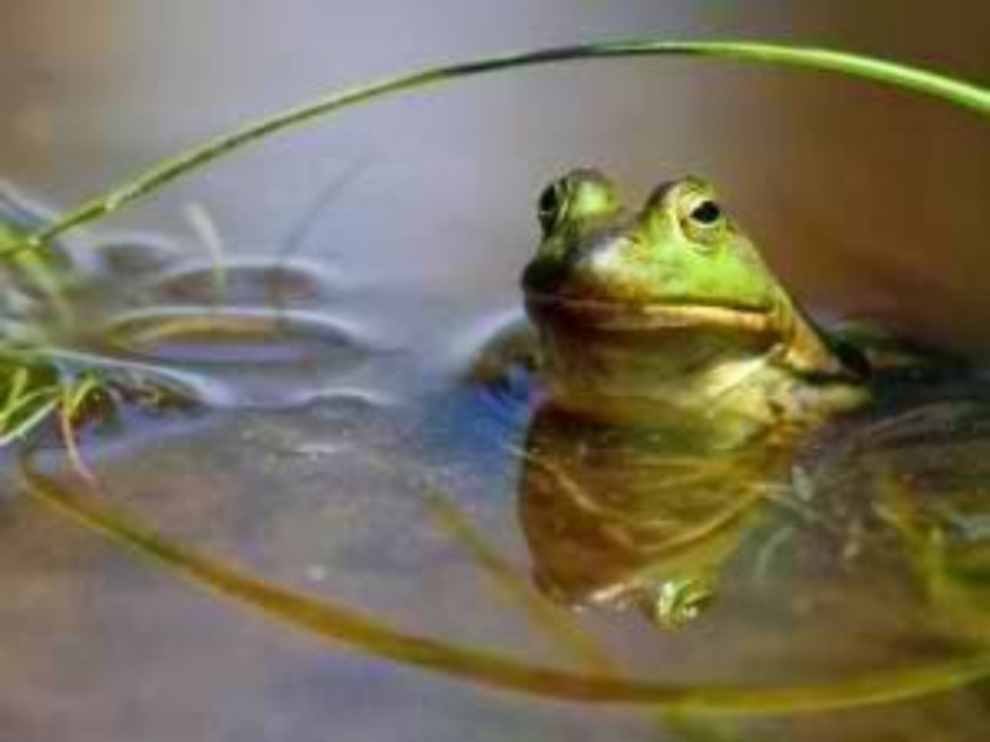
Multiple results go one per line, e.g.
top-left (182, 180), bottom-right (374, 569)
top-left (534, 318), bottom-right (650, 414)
top-left (142, 257), bottom-right (336, 308)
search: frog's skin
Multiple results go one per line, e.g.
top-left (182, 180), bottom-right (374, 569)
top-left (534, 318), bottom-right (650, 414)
top-left (522, 169), bottom-right (872, 448)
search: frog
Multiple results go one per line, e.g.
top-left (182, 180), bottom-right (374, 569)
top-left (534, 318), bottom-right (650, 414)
top-left (495, 168), bottom-right (971, 628)
top-left (521, 168), bottom-right (877, 449)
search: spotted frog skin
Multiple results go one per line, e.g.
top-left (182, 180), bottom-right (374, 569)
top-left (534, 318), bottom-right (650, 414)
top-left (522, 169), bottom-right (871, 448)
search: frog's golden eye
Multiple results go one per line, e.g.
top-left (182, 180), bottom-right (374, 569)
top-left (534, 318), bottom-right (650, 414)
top-left (537, 181), bottom-right (568, 236)
top-left (679, 194), bottom-right (728, 248)
top-left (688, 199), bottom-right (722, 226)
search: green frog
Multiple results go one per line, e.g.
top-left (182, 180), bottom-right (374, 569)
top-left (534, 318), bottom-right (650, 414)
top-left (506, 169), bottom-right (966, 627)
top-left (522, 168), bottom-right (874, 449)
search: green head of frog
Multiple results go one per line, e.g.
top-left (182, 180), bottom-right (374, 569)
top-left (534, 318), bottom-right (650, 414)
top-left (522, 169), bottom-right (869, 445)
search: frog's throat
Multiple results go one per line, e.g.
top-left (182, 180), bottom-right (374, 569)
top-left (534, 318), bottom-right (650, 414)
top-left (524, 292), bottom-right (859, 382)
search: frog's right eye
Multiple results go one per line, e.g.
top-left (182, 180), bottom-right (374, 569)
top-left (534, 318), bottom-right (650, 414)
top-left (676, 189), bottom-right (728, 249)
top-left (537, 181), bottom-right (567, 236)
top-left (687, 199), bottom-right (722, 226)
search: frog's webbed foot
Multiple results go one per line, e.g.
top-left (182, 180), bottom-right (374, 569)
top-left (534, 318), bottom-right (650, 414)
top-left (639, 574), bottom-right (719, 629)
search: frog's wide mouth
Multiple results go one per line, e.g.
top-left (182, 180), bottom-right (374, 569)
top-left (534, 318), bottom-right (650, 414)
top-left (524, 292), bottom-right (776, 335)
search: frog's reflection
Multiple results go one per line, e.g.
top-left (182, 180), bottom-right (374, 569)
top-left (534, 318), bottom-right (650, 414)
top-left (517, 404), bottom-right (792, 628)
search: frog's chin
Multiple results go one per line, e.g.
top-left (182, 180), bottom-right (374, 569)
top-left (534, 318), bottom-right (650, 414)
top-left (524, 293), bottom-right (776, 337)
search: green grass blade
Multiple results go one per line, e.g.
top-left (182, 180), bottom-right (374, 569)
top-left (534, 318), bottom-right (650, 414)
top-left (21, 463), bottom-right (990, 717)
top-left (11, 39), bottom-right (989, 256)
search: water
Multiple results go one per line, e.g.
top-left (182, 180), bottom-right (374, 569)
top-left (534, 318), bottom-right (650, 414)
top-left (0, 2), bottom-right (989, 740)
top-left (7, 199), bottom-right (990, 742)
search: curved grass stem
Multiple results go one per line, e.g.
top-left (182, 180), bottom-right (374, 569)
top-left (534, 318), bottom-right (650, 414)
top-left (10, 39), bottom-right (989, 256)
top-left (20, 462), bottom-right (990, 717)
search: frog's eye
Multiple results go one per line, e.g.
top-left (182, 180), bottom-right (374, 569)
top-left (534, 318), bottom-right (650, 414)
top-left (678, 193), bottom-right (728, 248)
top-left (537, 181), bottom-right (567, 236)
top-left (539, 170), bottom-right (621, 237)
top-left (688, 199), bottom-right (722, 225)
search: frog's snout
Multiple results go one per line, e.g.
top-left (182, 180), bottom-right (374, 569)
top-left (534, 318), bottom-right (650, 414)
top-left (524, 232), bottom-right (634, 298)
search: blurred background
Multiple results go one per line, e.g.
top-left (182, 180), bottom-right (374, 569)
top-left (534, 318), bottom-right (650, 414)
top-left (0, 3), bottom-right (988, 742)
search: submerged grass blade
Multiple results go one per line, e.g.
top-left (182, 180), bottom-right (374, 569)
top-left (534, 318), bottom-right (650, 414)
top-left (183, 202), bottom-right (229, 305)
top-left (424, 493), bottom-right (687, 737)
top-left (21, 462), bottom-right (990, 717)
top-left (424, 493), bottom-right (621, 672)
top-left (58, 374), bottom-right (103, 485)
top-left (9, 39), bottom-right (989, 256)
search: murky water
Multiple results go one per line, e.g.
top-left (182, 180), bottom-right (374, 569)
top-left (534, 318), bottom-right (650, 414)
top-left (0, 2), bottom-right (989, 741)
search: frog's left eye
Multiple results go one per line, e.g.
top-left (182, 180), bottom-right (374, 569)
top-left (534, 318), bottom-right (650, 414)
top-left (538, 169), bottom-right (621, 237)
top-left (537, 182), bottom-right (568, 236)
top-left (678, 193), bottom-right (728, 248)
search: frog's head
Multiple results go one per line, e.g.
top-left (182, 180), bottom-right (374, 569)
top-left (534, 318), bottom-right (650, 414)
top-left (522, 169), bottom-right (859, 433)
top-left (524, 169), bottom-right (783, 316)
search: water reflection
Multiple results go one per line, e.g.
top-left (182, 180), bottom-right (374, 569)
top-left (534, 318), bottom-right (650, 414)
top-left (814, 397), bottom-right (990, 647)
top-left (23, 441), bottom-right (990, 718)
top-left (14, 209), bottom-right (380, 416)
top-left (518, 405), bottom-right (789, 627)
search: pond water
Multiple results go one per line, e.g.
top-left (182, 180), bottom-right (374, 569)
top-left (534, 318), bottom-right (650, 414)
top-left (0, 2), bottom-right (989, 741)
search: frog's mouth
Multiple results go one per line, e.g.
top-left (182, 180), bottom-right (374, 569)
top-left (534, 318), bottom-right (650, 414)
top-left (522, 291), bottom-right (796, 428)
top-left (524, 292), bottom-right (777, 338)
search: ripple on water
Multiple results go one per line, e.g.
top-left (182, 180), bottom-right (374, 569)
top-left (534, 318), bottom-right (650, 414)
top-left (98, 306), bottom-right (380, 408)
top-left (456, 308), bottom-right (542, 431)
top-left (6, 236), bottom-right (389, 417)
top-left (86, 236), bottom-right (191, 279)
top-left (138, 257), bottom-right (337, 307)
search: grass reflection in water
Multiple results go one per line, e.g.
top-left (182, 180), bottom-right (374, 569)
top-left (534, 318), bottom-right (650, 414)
top-left (18, 455), bottom-right (990, 719)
